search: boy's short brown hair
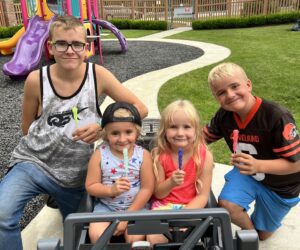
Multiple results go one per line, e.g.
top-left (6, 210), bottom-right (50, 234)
top-left (49, 15), bottom-right (87, 41)
top-left (208, 62), bottom-right (248, 87)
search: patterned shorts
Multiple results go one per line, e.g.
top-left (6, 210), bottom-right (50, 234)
top-left (151, 200), bottom-right (185, 210)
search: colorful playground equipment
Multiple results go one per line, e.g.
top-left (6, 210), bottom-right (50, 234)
top-left (3, 0), bottom-right (57, 77)
top-left (0, 27), bottom-right (25, 55)
top-left (2, 0), bottom-right (128, 78)
top-left (92, 19), bottom-right (128, 52)
top-left (3, 14), bottom-right (54, 77)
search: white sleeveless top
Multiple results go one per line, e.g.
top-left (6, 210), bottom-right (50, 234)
top-left (10, 63), bottom-right (102, 187)
top-left (96, 142), bottom-right (144, 211)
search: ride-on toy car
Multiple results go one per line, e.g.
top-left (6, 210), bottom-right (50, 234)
top-left (38, 119), bottom-right (258, 250)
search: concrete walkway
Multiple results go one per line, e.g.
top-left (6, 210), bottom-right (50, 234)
top-left (21, 28), bottom-right (299, 250)
top-left (100, 29), bottom-right (231, 117)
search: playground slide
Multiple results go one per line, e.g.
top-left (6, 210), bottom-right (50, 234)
top-left (0, 27), bottom-right (25, 56)
top-left (3, 15), bottom-right (54, 77)
top-left (92, 19), bottom-right (128, 52)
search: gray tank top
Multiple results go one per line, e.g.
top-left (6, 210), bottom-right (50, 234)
top-left (10, 63), bottom-right (101, 188)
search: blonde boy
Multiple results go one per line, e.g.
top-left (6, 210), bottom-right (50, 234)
top-left (204, 62), bottom-right (300, 240)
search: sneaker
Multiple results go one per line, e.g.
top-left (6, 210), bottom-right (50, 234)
top-left (131, 241), bottom-right (152, 250)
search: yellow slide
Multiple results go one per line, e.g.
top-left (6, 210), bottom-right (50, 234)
top-left (0, 27), bottom-right (25, 55)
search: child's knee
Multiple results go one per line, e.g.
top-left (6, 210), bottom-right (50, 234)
top-left (218, 199), bottom-right (244, 213)
top-left (258, 231), bottom-right (273, 241)
top-left (218, 199), bottom-right (231, 209)
top-left (88, 222), bottom-right (108, 244)
top-left (88, 229), bottom-right (99, 244)
top-left (126, 234), bottom-right (145, 243)
top-left (147, 234), bottom-right (168, 245)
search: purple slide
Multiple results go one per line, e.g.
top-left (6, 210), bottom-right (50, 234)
top-left (92, 19), bottom-right (128, 52)
top-left (3, 15), bottom-right (55, 77)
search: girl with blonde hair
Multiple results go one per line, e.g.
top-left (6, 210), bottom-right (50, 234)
top-left (148, 100), bottom-right (214, 245)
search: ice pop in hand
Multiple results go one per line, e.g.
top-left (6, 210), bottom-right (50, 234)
top-left (178, 148), bottom-right (183, 170)
top-left (72, 106), bottom-right (78, 126)
top-left (123, 148), bottom-right (129, 177)
top-left (233, 129), bottom-right (239, 154)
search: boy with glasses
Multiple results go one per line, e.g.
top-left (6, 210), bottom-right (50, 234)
top-left (0, 15), bottom-right (148, 250)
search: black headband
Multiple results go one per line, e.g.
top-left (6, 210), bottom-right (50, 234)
top-left (101, 102), bottom-right (142, 128)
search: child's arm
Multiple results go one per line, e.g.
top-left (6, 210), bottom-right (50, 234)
top-left (95, 65), bottom-right (148, 118)
top-left (232, 153), bottom-right (300, 175)
top-left (21, 70), bottom-right (41, 135)
top-left (85, 150), bottom-right (130, 198)
top-left (127, 150), bottom-right (155, 211)
top-left (113, 150), bottom-right (154, 236)
top-left (153, 160), bottom-right (185, 199)
top-left (185, 150), bottom-right (214, 209)
top-left (73, 65), bottom-right (149, 144)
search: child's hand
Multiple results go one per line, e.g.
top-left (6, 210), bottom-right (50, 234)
top-left (231, 153), bottom-right (259, 175)
top-left (114, 221), bottom-right (128, 236)
top-left (170, 170), bottom-right (185, 186)
top-left (111, 177), bottom-right (131, 196)
top-left (72, 123), bottom-right (101, 144)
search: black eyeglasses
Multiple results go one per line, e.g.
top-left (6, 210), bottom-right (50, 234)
top-left (51, 40), bottom-right (86, 52)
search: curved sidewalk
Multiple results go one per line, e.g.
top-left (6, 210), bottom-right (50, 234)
top-left (100, 28), bottom-right (231, 117)
top-left (21, 28), bottom-right (299, 250)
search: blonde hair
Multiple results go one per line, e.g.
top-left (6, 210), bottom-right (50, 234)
top-left (101, 108), bottom-right (141, 141)
top-left (49, 15), bottom-right (87, 41)
top-left (153, 100), bottom-right (207, 180)
top-left (208, 62), bottom-right (248, 88)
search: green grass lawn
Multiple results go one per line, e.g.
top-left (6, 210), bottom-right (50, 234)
top-left (158, 24), bottom-right (299, 164)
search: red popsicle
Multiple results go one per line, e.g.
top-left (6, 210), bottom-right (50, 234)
top-left (233, 129), bottom-right (239, 154)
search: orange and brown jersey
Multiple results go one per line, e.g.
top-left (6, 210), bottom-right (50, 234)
top-left (204, 97), bottom-right (300, 198)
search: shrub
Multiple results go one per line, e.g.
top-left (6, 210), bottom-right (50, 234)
top-left (192, 11), bottom-right (300, 30)
top-left (110, 19), bottom-right (167, 30)
top-left (0, 25), bottom-right (23, 38)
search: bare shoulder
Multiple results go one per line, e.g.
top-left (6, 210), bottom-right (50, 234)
top-left (21, 69), bottom-right (42, 134)
top-left (24, 69), bottom-right (40, 92)
top-left (204, 149), bottom-right (214, 170)
top-left (94, 64), bottom-right (115, 78)
top-left (26, 69), bottom-right (40, 83)
top-left (88, 148), bottom-right (101, 167)
top-left (94, 63), bottom-right (105, 72)
top-left (94, 64), bottom-right (120, 95)
top-left (142, 148), bottom-right (152, 159)
top-left (92, 147), bottom-right (101, 160)
top-left (23, 69), bottom-right (41, 102)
